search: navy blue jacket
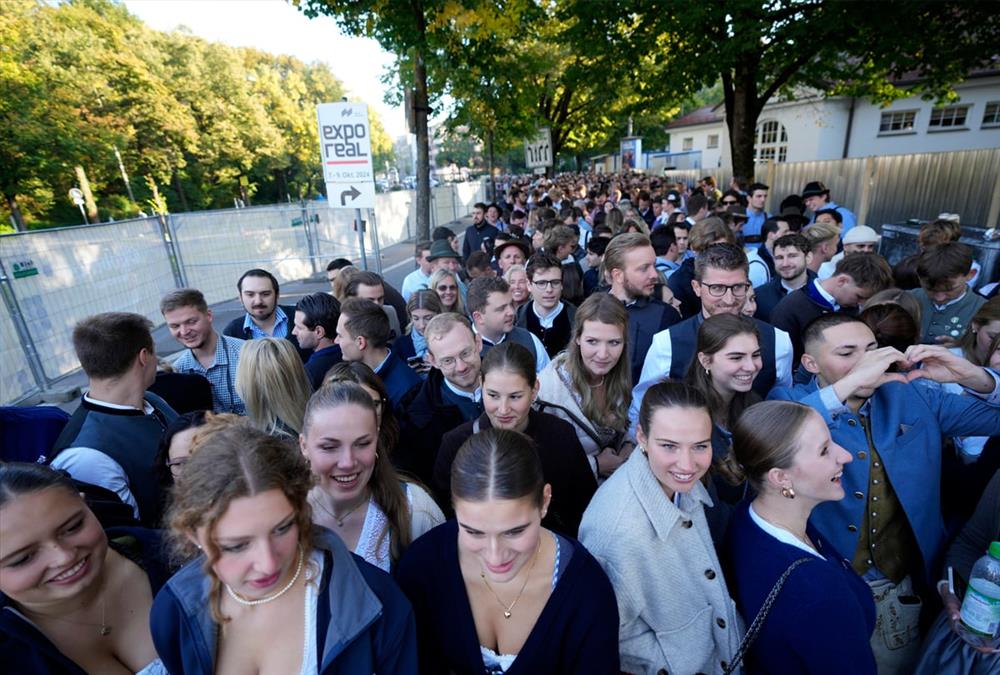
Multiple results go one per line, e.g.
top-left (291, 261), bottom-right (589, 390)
top-left (396, 520), bottom-right (620, 674)
top-left (150, 527), bottom-right (417, 675)
top-left (375, 349), bottom-right (421, 412)
top-left (667, 257), bottom-right (700, 318)
top-left (623, 295), bottom-right (681, 385)
top-left (754, 271), bottom-right (817, 323)
top-left (0, 528), bottom-right (170, 675)
top-left (303, 344), bottom-right (343, 390)
top-left (724, 502), bottom-right (876, 675)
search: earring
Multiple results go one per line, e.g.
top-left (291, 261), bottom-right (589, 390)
top-left (375, 451), bottom-right (380, 462)
top-left (781, 486), bottom-right (796, 499)
top-left (637, 444), bottom-right (647, 456)
top-left (705, 368), bottom-right (710, 376)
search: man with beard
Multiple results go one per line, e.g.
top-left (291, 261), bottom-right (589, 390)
top-left (462, 202), bottom-right (500, 261)
top-left (630, 243), bottom-right (794, 428)
top-left (162, 288), bottom-right (246, 415)
top-left (223, 268), bottom-right (308, 360)
top-left (754, 233), bottom-right (815, 323)
top-left (604, 233), bottom-right (682, 384)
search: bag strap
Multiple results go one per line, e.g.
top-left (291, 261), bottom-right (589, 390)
top-left (723, 556), bottom-right (814, 675)
top-left (534, 398), bottom-right (604, 448)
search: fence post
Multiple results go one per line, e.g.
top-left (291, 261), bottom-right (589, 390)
top-left (452, 184), bottom-right (458, 222)
top-left (986, 165), bottom-right (1000, 229)
top-left (0, 259), bottom-right (49, 392)
top-left (158, 215), bottom-right (187, 288)
top-left (301, 201), bottom-right (319, 276)
top-left (856, 156), bottom-right (877, 228)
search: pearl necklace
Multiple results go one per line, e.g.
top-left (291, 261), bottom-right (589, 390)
top-left (224, 544), bottom-right (304, 607)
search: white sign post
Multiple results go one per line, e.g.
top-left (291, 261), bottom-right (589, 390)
top-left (317, 102), bottom-right (377, 269)
top-left (525, 128), bottom-right (553, 170)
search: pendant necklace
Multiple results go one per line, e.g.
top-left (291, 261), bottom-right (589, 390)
top-left (480, 537), bottom-right (542, 619)
top-left (312, 492), bottom-right (368, 527)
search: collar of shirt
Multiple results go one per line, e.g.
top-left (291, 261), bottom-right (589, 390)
top-left (373, 349), bottom-right (392, 374)
top-left (931, 289), bottom-right (968, 311)
top-left (443, 377), bottom-right (481, 402)
top-left (656, 257), bottom-right (681, 271)
top-left (748, 503), bottom-right (824, 559)
top-left (532, 301), bottom-right (564, 328)
top-left (812, 278), bottom-right (840, 311)
top-left (83, 393), bottom-right (154, 415)
top-left (474, 325), bottom-right (505, 347)
top-left (242, 306), bottom-right (288, 338)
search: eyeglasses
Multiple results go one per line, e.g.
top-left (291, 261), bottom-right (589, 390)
top-left (698, 281), bottom-right (751, 298)
top-left (436, 347), bottom-right (477, 369)
top-left (532, 279), bottom-right (563, 289)
top-left (436, 284), bottom-right (458, 292)
top-left (722, 199), bottom-right (739, 206)
top-left (165, 457), bottom-right (189, 475)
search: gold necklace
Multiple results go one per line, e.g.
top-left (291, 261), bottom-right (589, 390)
top-left (312, 491), bottom-right (368, 527)
top-left (23, 577), bottom-right (111, 636)
top-left (479, 537), bottom-right (542, 619)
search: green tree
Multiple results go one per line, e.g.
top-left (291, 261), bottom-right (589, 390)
top-left (595, 0), bottom-right (1000, 177)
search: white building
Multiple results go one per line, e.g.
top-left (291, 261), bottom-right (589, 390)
top-left (663, 72), bottom-right (1000, 169)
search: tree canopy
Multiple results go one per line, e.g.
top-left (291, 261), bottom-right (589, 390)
top-left (1, 0), bottom-right (392, 231)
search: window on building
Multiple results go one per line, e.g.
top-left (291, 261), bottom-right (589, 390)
top-left (706, 134), bottom-right (719, 149)
top-left (928, 105), bottom-right (970, 130)
top-left (682, 137), bottom-right (694, 151)
top-left (878, 110), bottom-right (917, 134)
top-left (982, 102), bottom-right (1000, 128)
top-left (754, 120), bottom-right (787, 163)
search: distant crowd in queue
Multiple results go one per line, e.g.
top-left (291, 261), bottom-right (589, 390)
top-left (2, 169), bottom-right (999, 675)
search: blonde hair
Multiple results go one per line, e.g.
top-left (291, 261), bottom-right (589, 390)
top-left (235, 338), bottom-right (312, 437)
top-left (428, 268), bottom-right (466, 314)
top-left (424, 312), bottom-right (474, 344)
top-left (804, 221), bottom-right (841, 245)
top-left (689, 217), bottom-right (735, 252)
top-left (332, 265), bottom-right (359, 302)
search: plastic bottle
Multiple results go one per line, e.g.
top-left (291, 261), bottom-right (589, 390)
top-left (959, 541), bottom-right (1000, 645)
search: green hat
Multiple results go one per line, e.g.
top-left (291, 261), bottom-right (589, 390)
top-left (428, 239), bottom-right (462, 261)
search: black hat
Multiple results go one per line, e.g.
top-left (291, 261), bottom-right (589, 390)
top-left (493, 237), bottom-right (531, 259)
top-left (427, 239), bottom-right (462, 261)
top-left (801, 181), bottom-right (830, 198)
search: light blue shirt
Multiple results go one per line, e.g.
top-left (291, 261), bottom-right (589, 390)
top-left (401, 268), bottom-right (432, 301)
top-left (241, 306), bottom-right (288, 340)
top-left (172, 334), bottom-right (247, 414)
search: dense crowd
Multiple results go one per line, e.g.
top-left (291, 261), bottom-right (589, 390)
top-left (1, 171), bottom-right (998, 675)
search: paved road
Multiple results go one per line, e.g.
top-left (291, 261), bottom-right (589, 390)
top-left (42, 215), bottom-right (473, 410)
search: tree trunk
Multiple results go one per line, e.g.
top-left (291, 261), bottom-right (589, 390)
top-left (487, 130), bottom-right (495, 202)
top-left (725, 59), bottom-right (762, 180)
top-left (172, 167), bottom-right (189, 212)
top-left (5, 193), bottom-right (26, 232)
top-left (413, 51), bottom-right (431, 240)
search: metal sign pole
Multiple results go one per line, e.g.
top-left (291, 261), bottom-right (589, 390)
top-left (355, 208), bottom-right (368, 270)
top-left (368, 208), bottom-right (383, 275)
top-left (0, 259), bottom-right (49, 392)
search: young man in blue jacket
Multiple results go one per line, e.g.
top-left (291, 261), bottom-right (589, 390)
top-left (769, 313), bottom-right (1000, 675)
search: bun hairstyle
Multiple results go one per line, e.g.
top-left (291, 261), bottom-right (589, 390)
top-left (719, 400), bottom-right (815, 491)
top-left (637, 381), bottom-right (709, 438)
top-left (451, 428), bottom-right (545, 508)
top-left (167, 418), bottom-right (314, 623)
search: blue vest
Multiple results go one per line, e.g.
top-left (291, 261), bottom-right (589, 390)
top-left (480, 327), bottom-right (539, 364)
top-left (668, 314), bottom-right (778, 398)
top-left (51, 393), bottom-right (177, 526)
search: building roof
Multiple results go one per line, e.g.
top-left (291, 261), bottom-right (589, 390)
top-left (666, 104), bottom-right (723, 129)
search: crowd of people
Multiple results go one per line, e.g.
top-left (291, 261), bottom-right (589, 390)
top-left (1, 170), bottom-right (998, 675)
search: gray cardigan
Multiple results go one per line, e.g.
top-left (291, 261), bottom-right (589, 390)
top-left (579, 450), bottom-right (743, 675)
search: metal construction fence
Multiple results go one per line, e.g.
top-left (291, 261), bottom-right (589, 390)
top-left (0, 181), bottom-right (486, 404)
top-left (661, 147), bottom-right (1000, 229)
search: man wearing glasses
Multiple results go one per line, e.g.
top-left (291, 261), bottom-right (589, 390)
top-left (516, 252), bottom-right (577, 358)
top-left (629, 243), bottom-right (795, 428)
top-left (398, 313), bottom-right (486, 489)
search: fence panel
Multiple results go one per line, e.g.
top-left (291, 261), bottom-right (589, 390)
top-left (0, 292), bottom-right (38, 403)
top-left (769, 158), bottom-right (868, 215)
top-left (0, 218), bottom-right (177, 381)
top-left (171, 205), bottom-right (322, 306)
top-left (866, 149), bottom-right (1000, 227)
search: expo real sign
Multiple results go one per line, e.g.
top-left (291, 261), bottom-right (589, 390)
top-left (524, 128), bottom-right (552, 169)
top-left (316, 102), bottom-right (376, 210)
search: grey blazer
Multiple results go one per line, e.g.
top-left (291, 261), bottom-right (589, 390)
top-left (579, 450), bottom-right (743, 675)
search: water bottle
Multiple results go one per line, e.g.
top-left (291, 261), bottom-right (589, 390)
top-left (959, 541), bottom-right (1000, 648)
